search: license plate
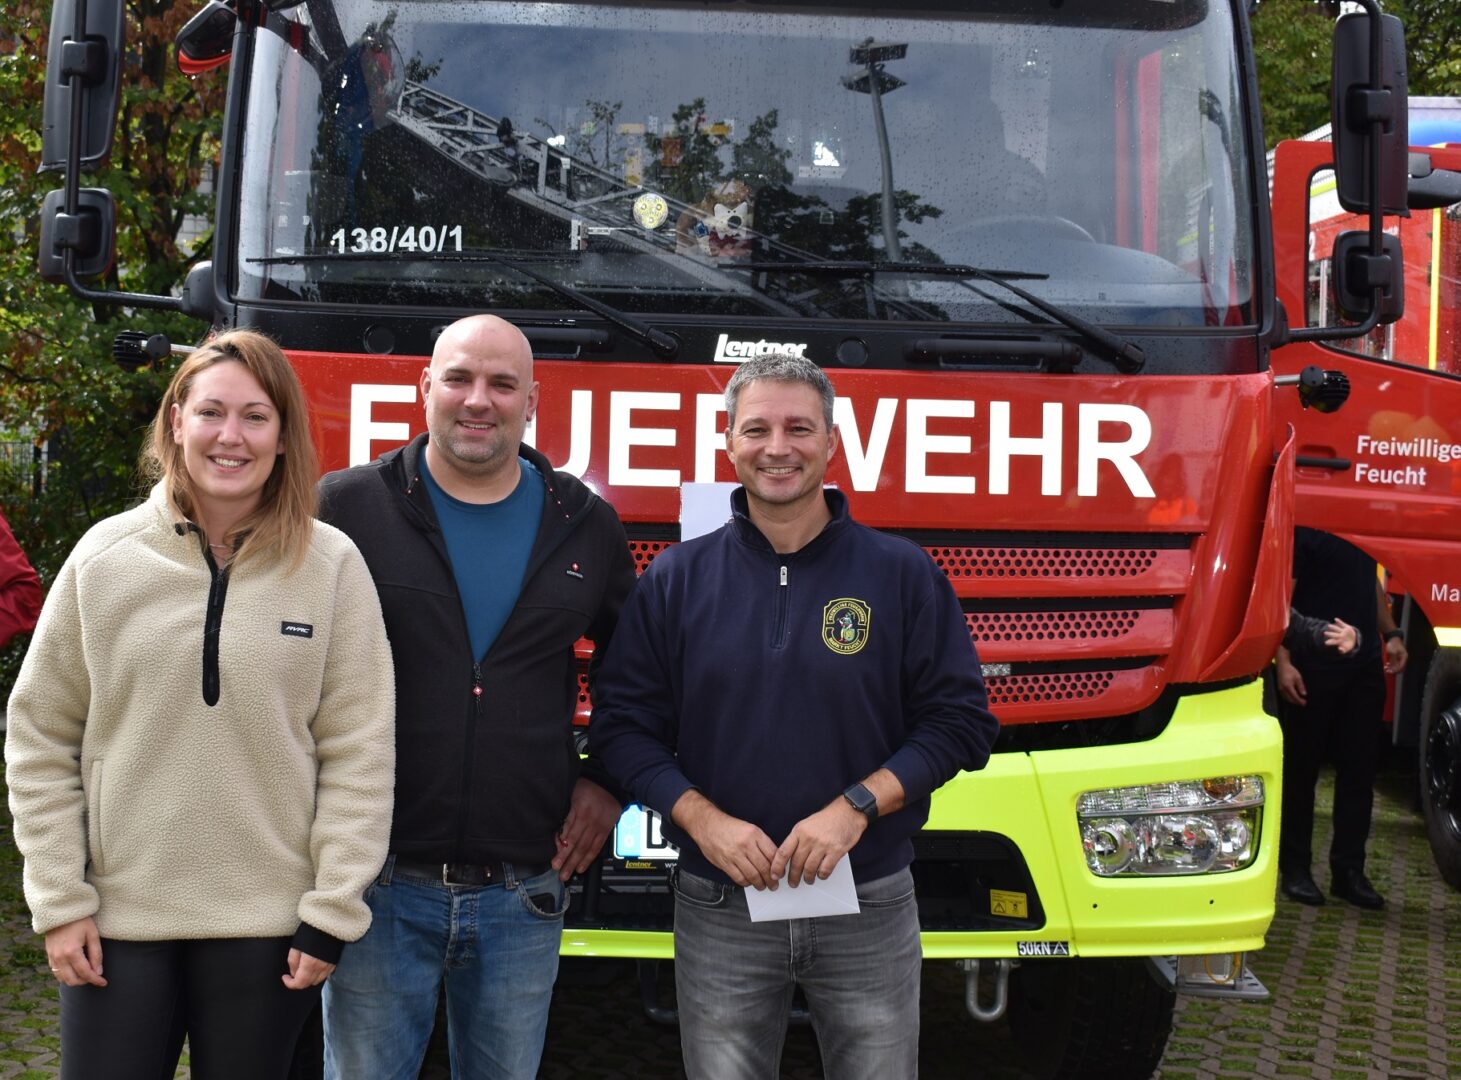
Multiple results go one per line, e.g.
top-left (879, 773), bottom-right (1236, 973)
top-left (613, 804), bottom-right (678, 861)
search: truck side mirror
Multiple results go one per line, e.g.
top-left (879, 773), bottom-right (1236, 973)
top-left (177, 1), bottom-right (237, 75)
top-left (1407, 153), bottom-right (1461, 211)
top-left (38, 187), bottom-right (116, 283)
top-left (1331, 9), bottom-right (1408, 216)
top-left (1331, 230), bottom-right (1403, 325)
top-left (41, 0), bottom-right (126, 172)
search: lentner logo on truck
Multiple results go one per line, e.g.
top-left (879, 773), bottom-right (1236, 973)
top-left (711, 334), bottom-right (810, 363)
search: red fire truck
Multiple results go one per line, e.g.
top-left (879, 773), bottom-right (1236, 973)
top-left (37, 0), bottom-right (1411, 1074)
top-left (1271, 104), bottom-right (1461, 889)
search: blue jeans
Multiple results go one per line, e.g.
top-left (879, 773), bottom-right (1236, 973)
top-left (322, 855), bottom-right (566, 1080)
top-left (672, 866), bottom-right (922, 1080)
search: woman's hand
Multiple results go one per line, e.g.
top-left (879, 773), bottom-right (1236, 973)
top-left (282, 948), bottom-right (335, 990)
top-left (45, 917), bottom-right (107, 987)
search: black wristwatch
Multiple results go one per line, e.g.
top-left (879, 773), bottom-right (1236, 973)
top-left (842, 782), bottom-right (879, 823)
top-left (1383, 628), bottom-right (1405, 643)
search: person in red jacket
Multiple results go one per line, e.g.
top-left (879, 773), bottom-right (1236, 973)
top-left (0, 509), bottom-right (42, 648)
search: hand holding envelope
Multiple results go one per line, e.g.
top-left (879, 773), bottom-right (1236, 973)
top-left (744, 855), bottom-right (861, 922)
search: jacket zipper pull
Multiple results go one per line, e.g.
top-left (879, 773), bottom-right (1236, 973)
top-left (472, 662), bottom-right (484, 700)
top-left (780, 565), bottom-right (788, 586)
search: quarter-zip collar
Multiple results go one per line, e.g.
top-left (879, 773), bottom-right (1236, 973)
top-left (725, 487), bottom-right (850, 651)
top-left (157, 488), bottom-right (232, 708)
top-left (728, 486), bottom-right (852, 559)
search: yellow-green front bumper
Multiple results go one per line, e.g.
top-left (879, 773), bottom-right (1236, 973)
top-left (562, 680), bottom-right (1281, 961)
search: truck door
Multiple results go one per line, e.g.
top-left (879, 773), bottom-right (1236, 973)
top-left (1270, 137), bottom-right (1461, 888)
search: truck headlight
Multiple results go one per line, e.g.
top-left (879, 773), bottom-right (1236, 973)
top-left (1077, 776), bottom-right (1263, 877)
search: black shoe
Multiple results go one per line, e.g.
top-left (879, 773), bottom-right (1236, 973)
top-left (1330, 868), bottom-right (1384, 909)
top-left (1280, 870), bottom-right (1325, 905)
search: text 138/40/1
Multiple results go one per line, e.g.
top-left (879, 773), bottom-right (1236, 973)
top-left (329, 225), bottom-right (463, 255)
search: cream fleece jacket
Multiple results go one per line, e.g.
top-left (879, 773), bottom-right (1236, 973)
top-left (5, 486), bottom-right (395, 947)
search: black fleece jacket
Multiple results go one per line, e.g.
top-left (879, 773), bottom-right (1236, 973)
top-left (319, 434), bottom-right (635, 866)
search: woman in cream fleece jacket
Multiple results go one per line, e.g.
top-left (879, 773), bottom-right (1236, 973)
top-left (5, 331), bottom-right (394, 1080)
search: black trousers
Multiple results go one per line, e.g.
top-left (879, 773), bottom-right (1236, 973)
top-left (1278, 660), bottom-right (1387, 876)
top-left (58, 937), bottom-right (320, 1080)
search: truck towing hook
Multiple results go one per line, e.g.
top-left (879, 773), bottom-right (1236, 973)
top-left (956, 958), bottom-right (1012, 1022)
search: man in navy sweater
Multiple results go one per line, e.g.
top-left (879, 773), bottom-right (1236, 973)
top-left (590, 353), bottom-right (999, 1079)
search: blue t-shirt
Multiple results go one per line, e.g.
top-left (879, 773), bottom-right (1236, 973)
top-left (421, 456), bottom-right (544, 661)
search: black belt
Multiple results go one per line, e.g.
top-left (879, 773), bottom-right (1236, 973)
top-left (390, 858), bottom-right (553, 887)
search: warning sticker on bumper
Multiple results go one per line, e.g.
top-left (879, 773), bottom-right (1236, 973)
top-left (1017, 941), bottom-right (1071, 957)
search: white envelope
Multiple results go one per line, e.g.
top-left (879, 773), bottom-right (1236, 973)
top-left (743, 855), bottom-right (861, 922)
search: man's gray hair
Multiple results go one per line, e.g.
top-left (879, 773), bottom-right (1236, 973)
top-left (724, 353), bottom-right (835, 431)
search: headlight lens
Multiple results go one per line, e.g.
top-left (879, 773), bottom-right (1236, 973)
top-left (1077, 776), bottom-right (1263, 877)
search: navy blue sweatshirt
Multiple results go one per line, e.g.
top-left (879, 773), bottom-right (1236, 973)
top-left (589, 488), bottom-right (999, 885)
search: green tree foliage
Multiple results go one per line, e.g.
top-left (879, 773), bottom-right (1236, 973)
top-left (642, 98), bottom-right (729, 204)
top-left (0, 2), bottom-right (223, 692)
top-left (730, 109), bottom-right (792, 187)
top-left (574, 99), bottom-right (626, 172)
top-left (1252, 0), bottom-right (1461, 148)
top-left (1251, 1), bottom-right (1339, 146)
top-left (1393, 0), bottom-right (1461, 96)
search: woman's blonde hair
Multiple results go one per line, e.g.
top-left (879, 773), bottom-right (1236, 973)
top-left (142, 329), bottom-right (317, 571)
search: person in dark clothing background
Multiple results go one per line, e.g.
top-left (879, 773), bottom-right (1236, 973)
top-left (1275, 526), bottom-right (1407, 909)
top-left (1284, 607), bottom-right (1358, 659)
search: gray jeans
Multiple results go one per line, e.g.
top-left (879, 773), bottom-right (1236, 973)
top-left (672, 865), bottom-right (922, 1080)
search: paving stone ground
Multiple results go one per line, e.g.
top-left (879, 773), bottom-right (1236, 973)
top-left (1153, 763), bottom-right (1461, 1080)
top-left (0, 755), bottom-right (1456, 1079)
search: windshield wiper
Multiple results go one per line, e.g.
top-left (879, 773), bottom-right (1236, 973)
top-left (745, 260), bottom-right (1144, 374)
top-left (743, 260), bottom-right (1047, 281)
top-left (256, 250), bottom-right (679, 360)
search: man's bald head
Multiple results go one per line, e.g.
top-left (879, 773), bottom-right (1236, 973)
top-left (420, 314), bottom-right (540, 500)
top-left (431, 314), bottom-right (533, 378)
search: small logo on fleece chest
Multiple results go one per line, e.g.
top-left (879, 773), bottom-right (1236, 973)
top-left (822, 598), bottom-right (871, 655)
top-left (281, 622), bottom-right (314, 639)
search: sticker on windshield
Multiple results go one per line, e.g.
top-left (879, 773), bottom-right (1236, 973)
top-left (633, 193), bottom-right (669, 230)
top-left (327, 225), bottom-right (464, 255)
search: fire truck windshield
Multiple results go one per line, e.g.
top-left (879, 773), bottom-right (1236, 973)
top-left (235, 0), bottom-right (1256, 330)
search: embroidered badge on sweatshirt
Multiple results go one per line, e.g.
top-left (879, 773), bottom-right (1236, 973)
top-left (822, 598), bottom-right (871, 655)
